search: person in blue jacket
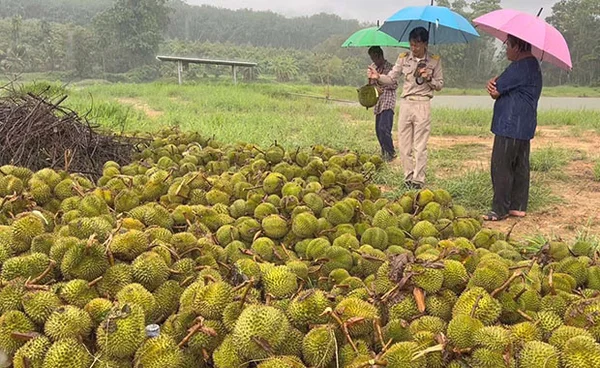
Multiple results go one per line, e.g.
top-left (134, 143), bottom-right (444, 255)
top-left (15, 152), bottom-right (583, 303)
top-left (483, 34), bottom-right (543, 221)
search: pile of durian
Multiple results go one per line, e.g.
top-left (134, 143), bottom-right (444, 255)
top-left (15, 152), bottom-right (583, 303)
top-left (0, 128), bottom-right (598, 368)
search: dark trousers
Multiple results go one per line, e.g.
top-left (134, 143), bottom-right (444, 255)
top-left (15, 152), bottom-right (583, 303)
top-left (491, 135), bottom-right (531, 216)
top-left (376, 109), bottom-right (396, 159)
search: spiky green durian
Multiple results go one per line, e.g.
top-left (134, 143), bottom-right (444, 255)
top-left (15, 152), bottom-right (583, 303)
top-left (41, 338), bottom-right (94, 368)
top-left (133, 334), bottom-right (183, 368)
top-left (22, 290), bottom-right (62, 324)
top-left (13, 335), bottom-right (51, 368)
top-left (302, 325), bottom-right (336, 367)
top-left (232, 305), bottom-right (291, 360)
top-left (44, 305), bottom-right (92, 341)
top-left (96, 304), bottom-right (146, 359)
top-left (517, 341), bottom-right (559, 368)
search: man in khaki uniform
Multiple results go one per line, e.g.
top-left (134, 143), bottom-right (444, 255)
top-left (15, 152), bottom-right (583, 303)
top-left (368, 27), bottom-right (444, 189)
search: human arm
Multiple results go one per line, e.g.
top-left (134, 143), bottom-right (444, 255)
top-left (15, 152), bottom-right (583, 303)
top-left (494, 62), bottom-right (525, 96)
top-left (368, 55), bottom-right (405, 86)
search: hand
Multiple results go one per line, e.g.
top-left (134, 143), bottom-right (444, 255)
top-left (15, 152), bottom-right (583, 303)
top-left (487, 77), bottom-right (500, 99)
top-left (367, 66), bottom-right (380, 80)
top-left (419, 68), bottom-right (432, 80)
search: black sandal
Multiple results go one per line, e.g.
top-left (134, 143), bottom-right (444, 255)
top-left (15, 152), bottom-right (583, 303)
top-left (482, 211), bottom-right (508, 221)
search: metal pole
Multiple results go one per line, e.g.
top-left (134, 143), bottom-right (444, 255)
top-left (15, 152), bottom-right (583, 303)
top-left (233, 65), bottom-right (237, 85)
top-left (177, 60), bottom-right (182, 85)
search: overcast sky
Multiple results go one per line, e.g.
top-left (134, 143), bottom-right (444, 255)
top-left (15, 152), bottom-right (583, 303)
top-left (185, 0), bottom-right (556, 22)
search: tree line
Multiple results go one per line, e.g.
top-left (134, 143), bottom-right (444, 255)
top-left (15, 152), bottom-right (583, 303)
top-left (0, 0), bottom-right (597, 87)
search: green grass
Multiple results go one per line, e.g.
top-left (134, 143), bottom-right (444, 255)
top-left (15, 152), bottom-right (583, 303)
top-left (434, 170), bottom-right (559, 213)
top-left (530, 146), bottom-right (573, 173)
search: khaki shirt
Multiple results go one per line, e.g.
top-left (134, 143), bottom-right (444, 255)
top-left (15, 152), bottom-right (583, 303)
top-left (379, 51), bottom-right (444, 98)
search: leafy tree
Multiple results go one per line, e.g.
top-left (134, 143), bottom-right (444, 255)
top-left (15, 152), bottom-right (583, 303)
top-left (93, 0), bottom-right (172, 72)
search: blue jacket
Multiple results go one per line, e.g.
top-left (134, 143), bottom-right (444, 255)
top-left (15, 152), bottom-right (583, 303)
top-left (491, 56), bottom-right (543, 141)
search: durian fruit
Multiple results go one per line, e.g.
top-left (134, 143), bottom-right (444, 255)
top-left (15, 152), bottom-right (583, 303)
top-left (44, 305), bottom-right (92, 341)
top-left (60, 238), bottom-right (110, 281)
top-left (41, 338), bottom-right (94, 368)
top-left (59, 278), bottom-right (101, 308)
top-left (116, 283), bottom-right (159, 321)
top-left (109, 230), bottom-right (149, 262)
top-left (131, 251), bottom-right (170, 291)
top-left (452, 287), bottom-right (502, 325)
top-left (0, 310), bottom-right (36, 355)
top-left (97, 264), bottom-right (134, 299)
top-left (12, 335), bottom-right (51, 368)
top-left (256, 355), bottom-right (307, 368)
top-left (22, 290), bottom-right (62, 324)
top-left (473, 326), bottom-right (512, 352)
top-left (96, 304), bottom-right (146, 359)
top-left (231, 305), bottom-right (291, 360)
top-left (85, 298), bottom-right (114, 326)
top-left (561, 335), bottom-right (600, 368)
top-left (381, 341), bottom-right (427, 368)
top-left (133, 334), bottom-right (183, 368)
top-left (192, 281), bottom-right (233, 320)
top-left (262, 265), bottom-right (298, 299)
top-left (447, 314), bottom-right (484, 350)
top-left (334, 297), bottom-right (378, 337)
top-left (301, 325), bottom-right (336, 367)
top-left (212, 335), bottom-right (248, 368)
top-left (287, 289), bottom-right (330, 329)
top-left (517, 341), bottom-right (559, 368)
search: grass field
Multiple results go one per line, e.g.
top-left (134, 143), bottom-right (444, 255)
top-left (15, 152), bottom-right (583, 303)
top-left (10, 80), bottom-right (600, 242)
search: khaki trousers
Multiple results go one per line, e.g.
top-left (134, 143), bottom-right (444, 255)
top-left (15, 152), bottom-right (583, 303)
top-left (397, 98), bottom-right (431, 184)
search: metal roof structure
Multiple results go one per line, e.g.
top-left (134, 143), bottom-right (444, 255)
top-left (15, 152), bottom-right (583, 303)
top-left (156, 55), bottom-right (258, 85)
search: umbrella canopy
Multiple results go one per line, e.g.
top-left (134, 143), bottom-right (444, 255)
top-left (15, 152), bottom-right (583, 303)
top-left (379, 5), bottom-right (479, 45)
top-left (342, 26), bottom-right (410, 48)
top-left (473, 9), bottom-right (572, 71)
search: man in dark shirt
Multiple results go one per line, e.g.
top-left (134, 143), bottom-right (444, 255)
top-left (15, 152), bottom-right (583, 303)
top-left (483, 34), bottom-right (543, 221)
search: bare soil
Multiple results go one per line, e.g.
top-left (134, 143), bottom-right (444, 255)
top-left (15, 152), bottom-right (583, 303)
top-left (118, 98), bottom-right (163, 118)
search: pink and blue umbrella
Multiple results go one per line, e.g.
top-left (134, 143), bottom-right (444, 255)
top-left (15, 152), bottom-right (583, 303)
top-left (379, 5), bottom-right (480, 45)
top-left (473, 9), bottom-right (572, 71)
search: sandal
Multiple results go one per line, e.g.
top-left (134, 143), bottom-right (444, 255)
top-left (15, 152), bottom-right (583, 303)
top-left (482, 211), bottom-right (508, 221)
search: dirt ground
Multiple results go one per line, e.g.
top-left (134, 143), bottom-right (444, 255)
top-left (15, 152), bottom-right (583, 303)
top-left (399, 126), bottom-right (600, 242)
top-left (118, 98), bottom-right (163, 118)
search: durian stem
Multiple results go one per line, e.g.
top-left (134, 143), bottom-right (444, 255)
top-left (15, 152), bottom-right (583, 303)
top-left (381, 273), bottom-right (413, 302)
top-left (85, 234), bottom-right (97, 248)
top-left (10, 332), bottom-right (39, 341)
top-left (251, 336), bottom-right (275, 356)
top-left (324, 309), bottom-right (359, 354)
top-left (203, 275), bottom-right (217, 284)
top-left (168, 269), bottom-right (183, 275)
top-left (506, 221), bottom-right (518, 242)
top-left (88, 276), bottom-right (103, 288)
top-left (239, 279), bottom-right (254, 309)
top-left (491, 270), bottom-right (522, 298)
top-left (217, 261), bottom-right (231, 271)
top-left (470, 295), bottom-right (483, 318)
top-left (279, 242), bottom-right (293, 260)
top-left (516, 309), bottom-right (534, 322)
top-left (178, 317), bottom-right (205, 349)
top-left (179, 247), bottom-right (202, 258)
top-left (549, 268), bottom-right (556, 295)
top-left (179, 276), bottom-right (195, 287)
top-left (27, 259), bottom-right (56, 285)
top-left (151, 242), bottom-right (180, 260)
top-left (374, 318), bottom-right (386, 351)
